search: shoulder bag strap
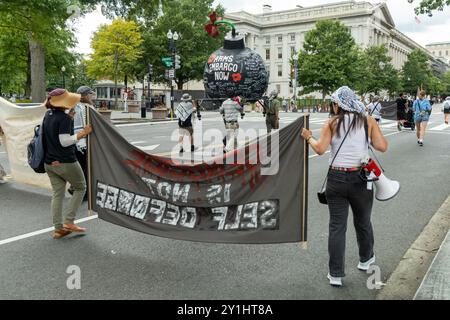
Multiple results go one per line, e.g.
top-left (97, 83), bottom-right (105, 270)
top-left (319, 119), bottom-right (352, 190)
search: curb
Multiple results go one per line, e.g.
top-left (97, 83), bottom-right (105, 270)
top-left (376, 193), bottom-right (450, 300)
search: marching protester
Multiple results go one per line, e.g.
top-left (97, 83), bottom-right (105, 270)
top-left (396, 92), bottom-right (407, 131)
top-left (220, 96), bottom-right (243, 153)
top-left (67, 86), bottom-right (95, 201)
top-left (0, 125), bottom-right (7, 184)
top-left (367, 95), bottom-right (382, 126)
top-left (43, 89), bottom-right (93, 239)
top-left (175, 93), bottom-right (196, 153)
top-left (300, 86), bottom-right (388, 287)
top-left (413, 90), bottom-right (432, 147)
top-left (443, 96), bottom-right (450, 125)
top-left (265, 90), bottom-right (280, 134)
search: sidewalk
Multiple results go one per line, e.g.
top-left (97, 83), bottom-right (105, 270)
top-left (414, 230), bottom-right (450, 300)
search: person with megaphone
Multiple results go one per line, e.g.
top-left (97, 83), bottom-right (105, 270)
top-left (301, 86), bottom-right (389, 287)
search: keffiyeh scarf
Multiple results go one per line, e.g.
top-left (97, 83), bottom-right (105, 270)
top-left (331, 86), bottom-right (366, 114)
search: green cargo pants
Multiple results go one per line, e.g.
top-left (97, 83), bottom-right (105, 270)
top-left (45, 162), bottom-right (86, 231)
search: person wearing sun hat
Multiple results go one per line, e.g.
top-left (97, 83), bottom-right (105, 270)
top-left (43, 88), bottom-right (93, 239)
top-left (300, 86), bottom-right (389, 287)
top-left (175, 93), bottom-right (196, 153)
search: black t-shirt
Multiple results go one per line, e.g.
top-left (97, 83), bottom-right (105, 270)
top-left (43, 109), bottom-right (77, 164)
top-left (396, 97), bottom-right (406, 111)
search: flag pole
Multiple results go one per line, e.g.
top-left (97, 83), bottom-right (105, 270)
top-left (301, 113), bottom-right (309, 250)
top-left (87, 105), bottom-right (93, 216)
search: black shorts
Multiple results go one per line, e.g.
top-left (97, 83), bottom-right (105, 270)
top-left (444, 108), bottom-right (450, 114)
top-left (397, 110), bottom-right (406, 120)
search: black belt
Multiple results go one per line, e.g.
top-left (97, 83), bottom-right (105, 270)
top-left (226, 121), bottom-right (238, 123)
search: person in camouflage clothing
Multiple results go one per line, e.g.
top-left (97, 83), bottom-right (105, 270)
top-left (266, 90), bottom-right (280, 134)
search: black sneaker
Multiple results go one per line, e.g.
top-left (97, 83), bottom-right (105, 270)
top-left (419, 141), bottom-right (424, 147)
top-left (191, 145), bottom-right (195, 152)
top-left (179, 147), bottom-right (184, 154)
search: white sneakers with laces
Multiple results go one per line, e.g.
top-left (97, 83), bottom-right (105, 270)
top-left (357, 255), bottom-right (376, 271)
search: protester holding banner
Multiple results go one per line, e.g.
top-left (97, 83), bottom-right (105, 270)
top-left (43, 89), bottom-right (93, 239)
top-left (175, 93), bottom-right (196, 153)
top-left (67, 86), bottom-right (95, 201)
top-left (301, 86), bottom-right (388, 287)
top-left (220, 96), bottom-right (243, 153)
top-left (413, 90), bottom-right (432, 147)
top-left (443, 96), bottom-right (450, 125)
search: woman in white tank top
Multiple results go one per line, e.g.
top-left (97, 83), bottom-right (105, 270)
top-left (301, 86), bottom-right (388, 287)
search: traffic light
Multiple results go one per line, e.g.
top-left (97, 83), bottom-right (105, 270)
top-left (162, 57), bottom-right (173, 68)
top-left (175, 55), bottom-right (181, 70)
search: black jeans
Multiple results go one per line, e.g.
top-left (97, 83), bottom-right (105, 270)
top-left (326, 169), bottom-right (374, 277)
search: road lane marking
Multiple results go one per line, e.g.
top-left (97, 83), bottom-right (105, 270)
top-left (0, 215), bottom-right (98, 246)
top-left (429, 123), bottom-right (450, 131)
top-left (116, 120), bottom-right (177, 127)
top-left (130, 141), bottom-right (147, 145)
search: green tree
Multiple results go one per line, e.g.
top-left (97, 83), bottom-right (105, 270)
top-left (441, 71), bottom-right (450, 95)
top-left (401, 49), bottom-right (432, 95)
top-left (132, 0), bottom-right (225, 90)
top-left (297, 20), bottom-right (361, 100)
top-left (0, 0), bottom-right (99, 102)
top-left (356, 45), bottom-right (399, 96)
top-left (410, 0), bottom-right (450, 15)
top-left (427, 76), bottom-right (444, 96)
top-left (86, 18), bottom-right (143, 108)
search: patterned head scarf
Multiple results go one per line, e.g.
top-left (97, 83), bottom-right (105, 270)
top-left (331, 86), bottom-right (366, 114)
top-left (446, 96), bottom-right (450, 101)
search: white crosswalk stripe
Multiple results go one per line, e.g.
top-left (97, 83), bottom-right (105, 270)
top-left (429, 123), bottom-right (450, 131)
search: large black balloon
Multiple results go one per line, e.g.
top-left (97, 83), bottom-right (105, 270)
top-left (203, 35), bottom-right (268, 102)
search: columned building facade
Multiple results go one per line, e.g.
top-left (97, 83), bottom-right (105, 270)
top-left (225, 1), bottom-right (436, 98)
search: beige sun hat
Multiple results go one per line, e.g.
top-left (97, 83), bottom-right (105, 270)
top-left (47, 88), bottom-right (81, 109)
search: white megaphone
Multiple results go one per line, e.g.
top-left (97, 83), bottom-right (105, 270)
top-left (361, 156), bottom-right (400, 201)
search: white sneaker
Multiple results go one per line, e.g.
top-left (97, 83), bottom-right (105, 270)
top-left (357, 255), bottom-right (376, 271)
top-left (327, 273), bottom-right (343, 287)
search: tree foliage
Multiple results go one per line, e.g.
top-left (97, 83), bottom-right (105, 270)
top-left (297, 20), bottom-right (361, 99)
top-left (127, 0), bottom-right (225, 89)
top-left (86, 18), bottom-right (143, 107)
top-left (410, 0), bottom-right (450, 16)
top-left (401, 49), bottom-right (433, 95)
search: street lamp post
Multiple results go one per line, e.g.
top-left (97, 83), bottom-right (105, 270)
top-left (167, 30), bottom-right (179, 120)
top-left (71, 74), bottom-right (75, 92)
top-left (61, 66), bottom-right (66, 89)
top-left (293, 53), bottom-right (299, 112)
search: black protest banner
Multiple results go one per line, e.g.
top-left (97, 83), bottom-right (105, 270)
top-left (88, 109), bottom-right (308, 244)
top-left (380, 101), bottom-right (398, 121)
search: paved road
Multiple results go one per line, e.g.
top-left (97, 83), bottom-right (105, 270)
top-left (1, 109), bottom-right (450, 299)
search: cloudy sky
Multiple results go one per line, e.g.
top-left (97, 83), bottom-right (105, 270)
top-left (74, 0), bottom-right (450, 55)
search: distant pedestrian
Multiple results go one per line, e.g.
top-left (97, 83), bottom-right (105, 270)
top-left (43, 89), bottom-right (93, 239)
top-left (220, 96), bottom-right (243, 153)
top-left (396, 92), bottom-right (407, 131)
top-left (266, 90), bottom-right (280, 134)
top-left (413, 90), bottom-right (432, 147)
top-left (443, 96), bottom-right (450, 125)
top-left (282, 99), bottom-right (288, 113)
top-left (367, 96), bottom-right (382, 126)
top-left (175, 93), bottom-right (196, 153)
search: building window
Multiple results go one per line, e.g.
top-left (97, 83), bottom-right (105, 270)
top-left (276, 84), bottom-right (281, 93)
top-left (290, 33), bottom-right (295, 42)
top-left (278, 35), bottom-right (283, 43)
top-left (277, 65), bottom-right (282, 77)
top-left (291, 46), bottom-right (296, 56)
top-left (278, 47), bottom-right (282, 59)
top-left (439, 51), bottom-right (442, 56)
top-left (265, 36), bottom-right (270, 44)
top-left (447, 50), bottom-right (449, 56)
top-left (110, 88), bottom-right (121, 98)
top-left (266, 49), bottom-right (270, 60)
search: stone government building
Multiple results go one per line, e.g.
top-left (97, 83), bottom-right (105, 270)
top-left (226, 0), bottom-right (449, 98)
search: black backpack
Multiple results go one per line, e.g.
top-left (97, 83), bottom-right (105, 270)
top-left (27, 114), bottom-right (47, 174)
